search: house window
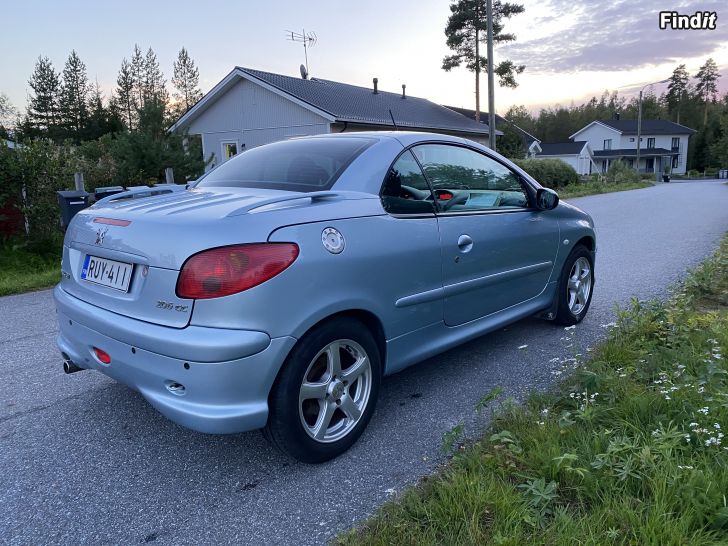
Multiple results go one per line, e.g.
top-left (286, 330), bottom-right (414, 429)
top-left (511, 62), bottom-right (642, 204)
top-left (647, 138), bottom-right (655, 149)
top-left (629, 137), bottom-right (635, 142)
top-left (222, 141), bottom-right (239, 161)
top-left (603, 139), bottom-right (612, 150)
top-left (671, 137), bottom-right (679, 150)
top-left (646, 158), bottom-right (655, 172)
top-left (627, 159), bottom-right (634, 168)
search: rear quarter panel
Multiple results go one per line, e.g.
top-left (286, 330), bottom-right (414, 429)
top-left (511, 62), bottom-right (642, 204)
top-left (189, 214), bottom-right (444, 343)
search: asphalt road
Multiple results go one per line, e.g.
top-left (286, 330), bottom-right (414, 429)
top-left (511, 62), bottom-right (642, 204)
top-left (1, 180), bottom-right (727, 545)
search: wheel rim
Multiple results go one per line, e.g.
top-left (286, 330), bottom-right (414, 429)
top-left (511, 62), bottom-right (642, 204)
top-left (567, 257), bottom-right (592, 316)
top-left (298, 339), bottom-right (372, 443)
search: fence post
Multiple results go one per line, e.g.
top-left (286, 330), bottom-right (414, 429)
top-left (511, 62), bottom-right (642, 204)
top-left (165, 168), bottom-right (174, 184)
top-left (74, 172), bottom-right (85, 192)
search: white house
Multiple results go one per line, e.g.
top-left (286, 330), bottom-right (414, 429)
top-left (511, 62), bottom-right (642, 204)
top-left (170, 67), bottom-right (499, 170)
top-left (569, 119), bottom-right (696, 175)
top-left (535, 141), bottom-right (596, 175)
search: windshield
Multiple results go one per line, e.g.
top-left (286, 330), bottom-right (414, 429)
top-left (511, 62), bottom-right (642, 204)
top-left (196, 137), bottom-right (374, 192)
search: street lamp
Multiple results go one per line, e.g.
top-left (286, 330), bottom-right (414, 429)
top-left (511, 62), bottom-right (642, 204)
top-left (636, 78), bottom-right (670, 175)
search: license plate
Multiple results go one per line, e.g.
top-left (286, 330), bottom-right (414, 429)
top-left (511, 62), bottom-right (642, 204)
top-left (81, 255), bottom-right (134, 292)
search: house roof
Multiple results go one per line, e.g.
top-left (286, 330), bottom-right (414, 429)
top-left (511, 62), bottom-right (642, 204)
top-left (571, 119), bottom-right (696, 139)
top-left (537, 141), bottom-right (589, 156)
top-left (444, 106), bottom-right (526, 140)
top-left (593, 147), bottom-right (677, 158)
top-left (171, 67), bottom-right (495, 136)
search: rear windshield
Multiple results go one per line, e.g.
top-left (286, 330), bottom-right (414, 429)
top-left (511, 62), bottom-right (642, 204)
top-left (196, 137), bottom-right (374, 192)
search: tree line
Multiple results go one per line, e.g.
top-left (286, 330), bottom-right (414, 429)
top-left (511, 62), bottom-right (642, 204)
top-left (0, 45), bottom-right (207, 190)
top-left (498, 59), bottom-right (727, 171)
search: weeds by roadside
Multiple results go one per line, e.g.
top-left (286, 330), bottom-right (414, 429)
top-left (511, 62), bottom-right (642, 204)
top-left (339, 235), bottom-right (728, 545)
top-left (559, 180), bottom-right (653, 199)
top-left (0, 236), bottom-right (61, 296)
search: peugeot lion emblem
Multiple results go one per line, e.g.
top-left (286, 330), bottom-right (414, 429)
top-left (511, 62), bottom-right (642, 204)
top-left (95, 227), bottom-right (108, 246)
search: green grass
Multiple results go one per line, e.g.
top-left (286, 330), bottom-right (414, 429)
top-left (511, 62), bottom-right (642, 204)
top-left (559, 180), bottom-right (654, 199)
top-left (339, 235), bottom-right (728, 545)
top-left (0, 237), bottom-right (62, 296)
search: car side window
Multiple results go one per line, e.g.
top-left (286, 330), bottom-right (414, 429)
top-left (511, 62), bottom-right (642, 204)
top-left (411, 144), bottom-right (530, 212)
top-left (380, 150), bottom-right (436, 214)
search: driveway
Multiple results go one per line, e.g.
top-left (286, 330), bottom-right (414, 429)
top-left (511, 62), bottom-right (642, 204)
top-left (1, 180), bottom-right (727, 545)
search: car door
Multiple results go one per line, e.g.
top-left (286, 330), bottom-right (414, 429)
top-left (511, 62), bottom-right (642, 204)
top-left (411, 143), bottom-right (560, 327)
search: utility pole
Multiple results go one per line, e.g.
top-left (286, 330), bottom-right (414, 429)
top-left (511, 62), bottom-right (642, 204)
top-left (636, 78), bottom-right (669, 175)
top-left (474, 3), bottom-right (480, 122)
top-left (486, 0), bottom-right (496, 151)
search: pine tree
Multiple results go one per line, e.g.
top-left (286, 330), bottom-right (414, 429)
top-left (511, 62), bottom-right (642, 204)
top-left (665, 64), bottom-right (690, 124)
top-left (115, 58), bottom-right (137, 129)
top-left (695, 58), bottom-right (721, 125)
top-left (172, 47), bottom-right (202, 116)
top-left (84, 80), bottom-right (111, 140)
top-left (26, 55), bottom-right (61, 137)
top-left (59, 49), bottom-right (90, 138)
top-left (130, 44), bottom-right (146, 109)
top-left (442, 0), bottom-right (525, 121)
top-left (143, 47), bottom-right (168, 105)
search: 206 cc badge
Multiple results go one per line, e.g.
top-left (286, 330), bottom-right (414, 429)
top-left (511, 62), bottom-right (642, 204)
top-left (322, 227), bottom-right (345, 254)
top-left (94, 227), bottom-right (108, 246)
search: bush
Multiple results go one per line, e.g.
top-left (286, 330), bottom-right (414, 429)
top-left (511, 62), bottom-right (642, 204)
top-left (512, 158), bottom-right (579, 189)
top-left (704, 167), bottom-right (718, 177)
top-left (605, 160), bottom-right (639, 184)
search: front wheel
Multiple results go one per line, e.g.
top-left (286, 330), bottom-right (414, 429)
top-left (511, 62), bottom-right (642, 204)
top-left (264, 317), bottom-right (381, 463)
top-left (553, 245), bottom-right (594, 325)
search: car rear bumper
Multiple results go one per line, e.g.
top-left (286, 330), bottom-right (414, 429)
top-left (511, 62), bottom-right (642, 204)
top-left (54, 286), bottom-right (297, 434)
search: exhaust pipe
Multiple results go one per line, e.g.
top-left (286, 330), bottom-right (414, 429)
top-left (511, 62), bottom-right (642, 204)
top-left (63, 358), bottom-right (84, 374)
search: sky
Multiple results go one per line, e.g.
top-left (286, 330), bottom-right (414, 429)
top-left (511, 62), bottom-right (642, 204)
top-left (1, 0), bottom-right (726, 117)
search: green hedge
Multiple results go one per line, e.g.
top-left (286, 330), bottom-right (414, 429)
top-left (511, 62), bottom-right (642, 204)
top-left (512, 158), bottom-right (578, 189)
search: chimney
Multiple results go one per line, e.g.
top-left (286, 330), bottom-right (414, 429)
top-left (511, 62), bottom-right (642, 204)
top-left (373, 78), bottom-right (379, 94)
top-left (401, 84), bottom-right (406, 99)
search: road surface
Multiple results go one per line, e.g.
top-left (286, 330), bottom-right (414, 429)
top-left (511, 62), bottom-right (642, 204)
top-left (1, 180), bottom-right (726, 545)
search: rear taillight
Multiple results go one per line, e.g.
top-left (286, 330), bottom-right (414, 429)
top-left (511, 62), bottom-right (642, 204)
top-left (176, 243), bottom-right (299, 299)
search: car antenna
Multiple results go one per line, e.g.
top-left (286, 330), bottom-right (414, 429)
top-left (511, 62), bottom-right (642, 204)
top-left (389, 109), bottom-right (399, 131)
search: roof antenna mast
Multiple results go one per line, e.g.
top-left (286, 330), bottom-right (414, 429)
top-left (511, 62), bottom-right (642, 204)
top-left (389, 109), bottom-right (399, 131)
top-left (286, 29), bottom-right (317, 78)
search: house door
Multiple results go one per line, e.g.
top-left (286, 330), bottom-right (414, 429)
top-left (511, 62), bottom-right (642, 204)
top-left (646, 158), bottom-right (654, 172)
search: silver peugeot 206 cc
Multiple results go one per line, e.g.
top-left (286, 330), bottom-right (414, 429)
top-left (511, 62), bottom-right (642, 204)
top-left (55, 131), bottom-right (596, 463)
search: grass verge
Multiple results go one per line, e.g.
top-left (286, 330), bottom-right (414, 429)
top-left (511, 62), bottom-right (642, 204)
top-left (339, 235), bottom-right (728, 545)
top-left (559, 180), bottom-right (654, 199)
top-left (0, 237), bottom-right (62, 296)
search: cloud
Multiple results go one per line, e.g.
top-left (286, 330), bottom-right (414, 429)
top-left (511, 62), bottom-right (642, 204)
top-left (501, 0), bottom-right (728, 72)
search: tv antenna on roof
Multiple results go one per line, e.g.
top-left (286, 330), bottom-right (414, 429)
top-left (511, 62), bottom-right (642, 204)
top-left (286, 29), bottom-right (317, 77)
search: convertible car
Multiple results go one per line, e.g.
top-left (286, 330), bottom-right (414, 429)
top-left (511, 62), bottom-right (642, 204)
top-left (54, 132), bottom-right (596, 463)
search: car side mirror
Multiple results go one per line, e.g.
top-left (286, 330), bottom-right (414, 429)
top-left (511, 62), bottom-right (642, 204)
top-left (536, 188), bottom-right (559, 210)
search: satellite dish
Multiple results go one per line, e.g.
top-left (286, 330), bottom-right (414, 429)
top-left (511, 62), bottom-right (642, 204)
top-left (300, 64), bottom-right (308, 80)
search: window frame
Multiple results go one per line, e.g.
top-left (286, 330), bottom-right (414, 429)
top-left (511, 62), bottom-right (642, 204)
top-left (603, 139), bottom-right (612, 150)
top-left (221, 140), bottom-right (240, 162)
top-left (647, 137), bottom-right (656, 149)
top-left (379, 141), bottom-right (539, 219)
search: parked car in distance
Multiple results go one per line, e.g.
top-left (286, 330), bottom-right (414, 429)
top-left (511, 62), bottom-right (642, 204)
top-left (54, 132), bottom-right (596, 463)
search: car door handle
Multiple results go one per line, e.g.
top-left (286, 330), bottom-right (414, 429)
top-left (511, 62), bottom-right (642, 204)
top-left (457, 234), bottom-right (473, 253)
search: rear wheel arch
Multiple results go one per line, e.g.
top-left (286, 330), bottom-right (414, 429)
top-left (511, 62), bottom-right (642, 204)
top-left (270, 309), bottom-right (387, 397)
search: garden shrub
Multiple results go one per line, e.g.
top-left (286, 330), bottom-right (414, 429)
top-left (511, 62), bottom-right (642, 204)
top-left (512, 158), bottom-right (579, 189)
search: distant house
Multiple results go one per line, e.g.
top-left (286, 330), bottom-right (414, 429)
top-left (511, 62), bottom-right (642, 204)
top-left (535, 141), bottom-right (596, 175)
top-left (170, 67), bottom-right (499, 170)
top-left (445, 106), bottom-right (542, 157)
top-left (569, 119), bottom-right (696, 175)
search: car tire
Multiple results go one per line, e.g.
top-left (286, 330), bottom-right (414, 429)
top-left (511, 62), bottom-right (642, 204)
top-left (553, 245), bottom-right (595, 325)
top-left (263, 317), bottom-right (381, 463)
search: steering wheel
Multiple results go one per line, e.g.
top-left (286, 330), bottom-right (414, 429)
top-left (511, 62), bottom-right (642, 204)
top-left (400, 185), bottom-right (430, 200)
top-left (442, 191), bottom-right (469, 211)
